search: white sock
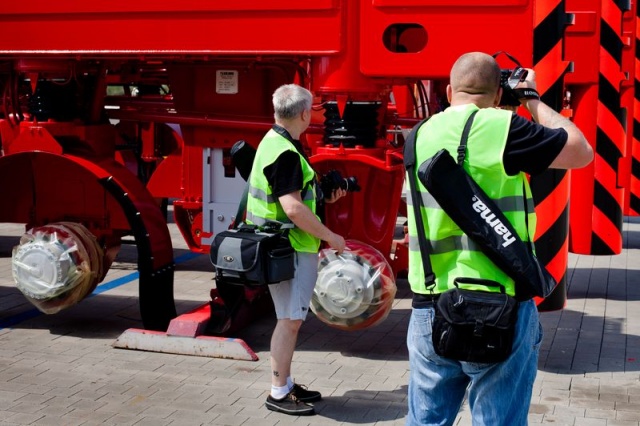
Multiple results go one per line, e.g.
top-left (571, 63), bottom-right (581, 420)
top-left (286, 376), bottom-right (294, 391)
top-left (271, 384), bottom-right (290, 400)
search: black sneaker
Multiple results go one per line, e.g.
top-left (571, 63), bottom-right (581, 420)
top-left (290, 383), bottom-right (322, 402)
top-left (265, 393), bottom-right (315, 416)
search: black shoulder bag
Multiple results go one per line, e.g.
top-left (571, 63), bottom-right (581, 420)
top-left (209, 180), bottom-right (295, 286)
top-left (404, 111), bottom-right (518, 363)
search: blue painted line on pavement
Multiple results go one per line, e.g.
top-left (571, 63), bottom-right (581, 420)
top-left (0, 251), bottom-right (203, 330)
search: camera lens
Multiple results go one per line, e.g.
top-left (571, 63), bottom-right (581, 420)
top-left (342, 176), bottom-right (361, 192)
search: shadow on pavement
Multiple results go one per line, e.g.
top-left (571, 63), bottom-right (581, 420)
top-left (314, 386), bottom-right (408, 423)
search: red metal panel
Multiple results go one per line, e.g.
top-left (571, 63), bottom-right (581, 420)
top-left (565, 9), bottom-right (601, 84)
top-left (360, 1), bottom-right (534, 78)
top-left (2, 0), bottom-right (335, 13)
top-left (0, 1), bottom-right (341, 54)
top-left (311, 147), bottom-right (405, 268)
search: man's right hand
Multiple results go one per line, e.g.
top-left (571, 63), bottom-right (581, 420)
top-left (515, 68), bottom-right (537, 91)
top-left (326, 232), bottom-right (346, 255)
top-left (279, 191), bottom-right (347, 254)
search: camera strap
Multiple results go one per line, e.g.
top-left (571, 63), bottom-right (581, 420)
top-left (492, 51), bottom-right (526, 84)
top-left (511, 88), bottom-right (540, 100)
top-left (492, 50), bottom-right (522, 67)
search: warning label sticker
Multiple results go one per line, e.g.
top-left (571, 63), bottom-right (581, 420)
top-left (216, 70), bottom-right (238, 94)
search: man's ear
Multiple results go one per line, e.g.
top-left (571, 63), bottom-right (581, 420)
top-left (446, 84), bottom-right (452, 103)
top-left (494, 87), bottom-right (503, 107)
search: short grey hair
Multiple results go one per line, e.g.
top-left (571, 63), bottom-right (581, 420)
top-left (272, 84), bottom-right (313, 120)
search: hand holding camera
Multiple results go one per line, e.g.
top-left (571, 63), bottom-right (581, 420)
top-left (493, 51), bottom-right (541, 107)
top-left (319, 169), bottom-right (360, 203)
top-left (324, 187), bottom-right (347, 204)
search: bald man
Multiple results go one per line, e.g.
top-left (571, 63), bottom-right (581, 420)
top-left (404, 52), bottom-right (592, 426)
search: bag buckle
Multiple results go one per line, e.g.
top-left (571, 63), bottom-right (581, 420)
top-left (453, 294), bottom-right (464, 308)
top-left (473, 319), bottom-right (485, 337)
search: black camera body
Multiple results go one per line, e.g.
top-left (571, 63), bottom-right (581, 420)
top-left (499, 67), bottom-right (528, 107)
top-left (319, 169), bottom-right (361, 198)
top-left (493, 52), bottom-right (528, 107)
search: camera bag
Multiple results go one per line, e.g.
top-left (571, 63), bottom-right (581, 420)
top-left (433, 278), bottom-right (518, 363)
top-left (210, 225), bottom-right (294, 286)
top-left (209, 169), bottom-right (295, 286)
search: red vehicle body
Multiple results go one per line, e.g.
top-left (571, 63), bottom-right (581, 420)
top-left (0, 1), bottom-right (636, 334)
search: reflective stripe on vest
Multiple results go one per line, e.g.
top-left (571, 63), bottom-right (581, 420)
top-left (407, 104), bottom-right (536, 297)
top-left (247, 185), bottom-right (315, 207)
top-left (246, 129), bottom-right (319, 252)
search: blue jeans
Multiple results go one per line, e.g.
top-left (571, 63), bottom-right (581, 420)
top-left (406, 299), bottom-right (543, 426)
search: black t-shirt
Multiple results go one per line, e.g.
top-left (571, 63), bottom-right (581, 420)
top-left (263, 125), bottom-right (309, 198)
top-left (503, 113), bottom-right (567, 176)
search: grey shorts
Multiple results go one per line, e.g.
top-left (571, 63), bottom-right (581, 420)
top-left (268, 251), bottom-right (318, 321)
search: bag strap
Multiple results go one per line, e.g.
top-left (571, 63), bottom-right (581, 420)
top-left (232, 182), bottom-right (250, 230)
top-left (233, 179), bottom-right (294, 233)
top-left (522, 181), bottom-right (536, 253)
top-left (403, 117), bottom-right (436, 290)
top-left (456, 109), bottom-right (479, 165)
top-left (403, 110), bottom-right (478, 292)
top-left (456, 110), bottom-right (541, 290)
top-left (457, 109), bottom-right (535, 254)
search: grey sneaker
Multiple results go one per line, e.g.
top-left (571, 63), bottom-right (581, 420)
top-left (290, 383), bottom-right (322, 402)
top-left (265, 392), bottom-right (315, 416)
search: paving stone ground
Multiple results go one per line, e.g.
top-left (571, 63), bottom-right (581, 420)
top-left (1, 215), bottom-right (639, 426)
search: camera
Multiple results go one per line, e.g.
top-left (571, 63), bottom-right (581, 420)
top-left (492, 51), bottom-right (528, 107)
top-left (499, 67), bottom-right (528, 107)
top-left (319, 169), bottom-right (361, 198)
